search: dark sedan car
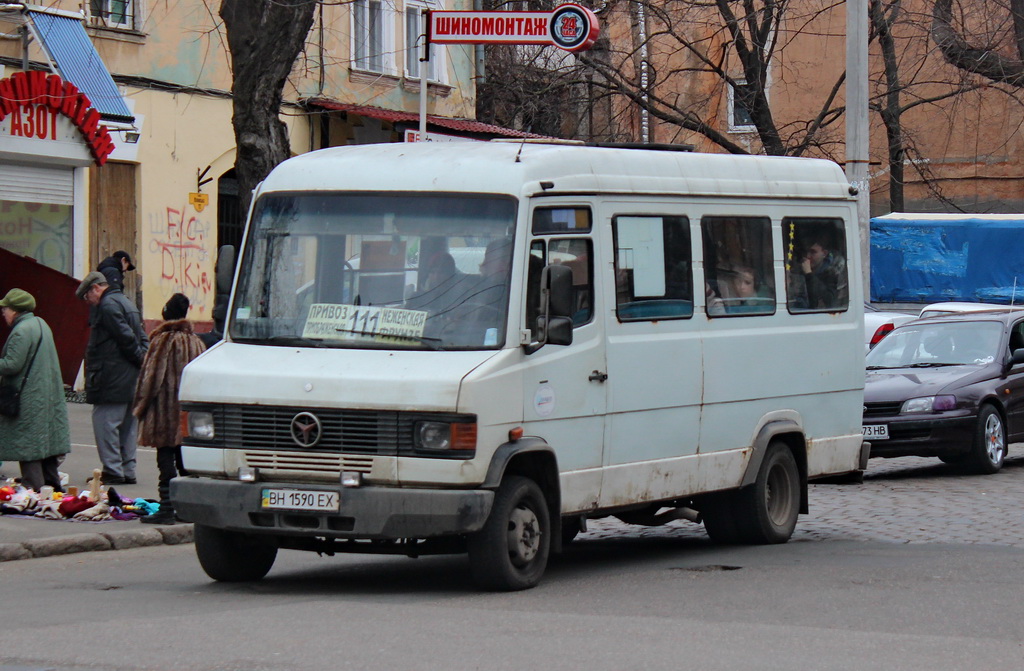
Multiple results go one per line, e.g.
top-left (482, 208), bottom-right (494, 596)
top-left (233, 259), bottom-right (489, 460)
top-left (862, 310), bottom-right (1024, 474)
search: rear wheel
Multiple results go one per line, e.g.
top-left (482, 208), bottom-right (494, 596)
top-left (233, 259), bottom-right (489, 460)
top-left (734, 441), bottom-right (801, 544)
top-left (966, 405), bottom-right (1006, 474)
top-left (194, 525), bottom-right (278, 582)
top-left (468, 475), bottom-right (550, 591)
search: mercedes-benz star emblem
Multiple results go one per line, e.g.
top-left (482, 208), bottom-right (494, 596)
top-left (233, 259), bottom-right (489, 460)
top-left (290, 411), bottom-right (323, 448)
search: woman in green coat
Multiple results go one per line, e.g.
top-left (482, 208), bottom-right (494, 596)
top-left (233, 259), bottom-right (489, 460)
top-left (0, 288), bottom-right (70, 491)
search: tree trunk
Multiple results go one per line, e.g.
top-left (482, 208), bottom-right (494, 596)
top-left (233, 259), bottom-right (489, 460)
top-left (871, 0), bottom-right (905, 212)
top-left (220, 0), bottom-right (318, 214)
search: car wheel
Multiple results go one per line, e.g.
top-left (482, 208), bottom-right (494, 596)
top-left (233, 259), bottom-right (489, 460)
top-left (734, 441), bottom-right (801, 544)
top-left (966, 405), bottom-right (1006, 475)
top-left (467, 475), bottom-right (550, 591)
top-left (194, 525), bottom-right (277, 582)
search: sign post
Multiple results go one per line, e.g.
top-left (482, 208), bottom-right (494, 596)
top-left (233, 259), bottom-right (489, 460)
top-left (414, 3), bottom-right (600, 141)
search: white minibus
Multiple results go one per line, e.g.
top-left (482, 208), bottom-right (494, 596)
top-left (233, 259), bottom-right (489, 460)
top-left (172, 142), bottom-right (867, 590)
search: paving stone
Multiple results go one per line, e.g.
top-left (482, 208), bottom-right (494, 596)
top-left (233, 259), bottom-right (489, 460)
top-left (102, 527), bottom-right (165, 550)
top-left (23, 533), bottom-right (112, 558)
top-left (157, 524), bottom-right (194, 545)
top-left (0, 543), bottom-right (32, 562)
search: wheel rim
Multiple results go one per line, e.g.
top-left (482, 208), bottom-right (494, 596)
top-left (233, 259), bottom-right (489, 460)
top-left (507, 502), bottom-right (541, 566)
top-left (765, 461), bottom-right (796, 527)
top-left (984, 412), bottom-right (1006, 465)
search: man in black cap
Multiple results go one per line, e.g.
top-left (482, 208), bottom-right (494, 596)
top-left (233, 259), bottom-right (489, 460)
top-left (96, 250), bottom-right (136, 291)
top-left (76, 271), bottom-right (149, 485)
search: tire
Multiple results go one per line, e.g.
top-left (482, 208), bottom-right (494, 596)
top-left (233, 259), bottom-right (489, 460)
top-left (467, 476), bottom-right (551, 591)
top-left (966, 405), bottom-right (1006, 475)
top-left (194, 525), bottom-right (278, 583)
top-left (733, 441), bottom-right (801, 544)
top-left (701, 492), bottom-right (743, 544)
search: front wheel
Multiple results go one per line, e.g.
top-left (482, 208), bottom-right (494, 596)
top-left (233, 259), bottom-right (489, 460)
top-left (468, 476), bottom-right (550, 591)
top-left (966, 405), bottom-right (1006, 475)
top-left (734, 441), bottom-right (801, 544)
top-left (194, 525), bottom-right (278, 582)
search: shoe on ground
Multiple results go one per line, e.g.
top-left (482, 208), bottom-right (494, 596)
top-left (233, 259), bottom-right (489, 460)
top-left (92, 473), bottom-right (125, 485)
top-left (140, 509), bottom-right (176, 525)
top-left (123, 477), bottom-right (137, 485)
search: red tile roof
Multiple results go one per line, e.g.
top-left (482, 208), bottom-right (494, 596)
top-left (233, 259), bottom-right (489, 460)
top-left (303, 99), bottom-right (548, 139)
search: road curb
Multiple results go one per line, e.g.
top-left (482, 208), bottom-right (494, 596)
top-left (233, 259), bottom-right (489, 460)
top-left (0, 523), bottom-right (193, 563)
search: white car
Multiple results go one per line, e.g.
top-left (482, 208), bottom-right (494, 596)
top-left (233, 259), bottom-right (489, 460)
top-left (864, 303), bottom-right (915, 351)
top-left (919, 301), bottom-right (1011, 319)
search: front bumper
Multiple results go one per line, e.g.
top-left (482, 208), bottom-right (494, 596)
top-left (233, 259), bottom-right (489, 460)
top-left (171, 477), bottom-right (494, 540)
top-left (864, 414), bottom-right (976, 458)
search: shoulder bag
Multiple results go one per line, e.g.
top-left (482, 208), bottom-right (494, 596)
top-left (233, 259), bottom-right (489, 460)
top-left (0, 320), bottom-right (43, 418)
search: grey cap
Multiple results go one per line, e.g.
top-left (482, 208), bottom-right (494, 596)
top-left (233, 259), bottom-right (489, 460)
top-left (76, 271), bottom-right (108, 300)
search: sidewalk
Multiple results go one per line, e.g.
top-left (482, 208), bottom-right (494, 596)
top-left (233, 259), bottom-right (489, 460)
top-left (0, 401), bottom-right (193, 562)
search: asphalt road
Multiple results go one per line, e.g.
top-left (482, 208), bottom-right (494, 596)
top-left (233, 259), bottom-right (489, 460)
top-left (2, 454), bottom-right (1024, 671)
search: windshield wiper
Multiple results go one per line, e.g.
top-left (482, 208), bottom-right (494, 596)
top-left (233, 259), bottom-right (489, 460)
top-left (866, 365), bottom-right (900, 370)
top-left (333, 328), bottom-right (444, 350)
top-left (267, 335), bottom-right (328, 347)
top-left (906, 362), bottom-right (959, 368)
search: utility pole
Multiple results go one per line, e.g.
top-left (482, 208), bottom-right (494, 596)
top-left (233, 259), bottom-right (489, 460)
top-left (846, 0), bottom-right (870, 300)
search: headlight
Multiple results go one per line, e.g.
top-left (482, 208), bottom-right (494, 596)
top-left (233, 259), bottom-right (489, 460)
top-left (901, 395), bottom-right (956, 414)
top-left (414, 420), bottom-right (477, 452)
top-left (186, 411), bottom-right (216, 439)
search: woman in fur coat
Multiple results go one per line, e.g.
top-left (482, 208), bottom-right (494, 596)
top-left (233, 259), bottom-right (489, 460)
top-left (132, 293), bottom-right (205, 524)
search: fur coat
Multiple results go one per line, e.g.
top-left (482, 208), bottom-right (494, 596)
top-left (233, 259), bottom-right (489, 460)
top-left (132, 319), bottom-right (206, 448)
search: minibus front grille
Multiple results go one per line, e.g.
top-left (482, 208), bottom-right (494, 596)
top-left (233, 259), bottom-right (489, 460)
top-left (242, 451), bottom-right (374, 477)
top-left (217, 405), bottom-right (413, 454)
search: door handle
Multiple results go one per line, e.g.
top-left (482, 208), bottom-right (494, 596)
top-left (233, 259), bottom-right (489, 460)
top-left (588, 370), bottom-right (608, 383)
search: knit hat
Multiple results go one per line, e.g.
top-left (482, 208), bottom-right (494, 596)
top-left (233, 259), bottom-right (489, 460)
top-left (162, 293), bottom-right (190, 320)
top-left (75, 271), bottom-right (108, 300)
top-left (0, 288), bottom-right (35, 312)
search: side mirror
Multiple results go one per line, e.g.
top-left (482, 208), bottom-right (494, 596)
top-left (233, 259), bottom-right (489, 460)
top-left (537, 316), bottom-right (573, 346)
top-left (524, 264), bottom-right (575, 354)
top-left (1009, 348), bottom-right (1024, 367)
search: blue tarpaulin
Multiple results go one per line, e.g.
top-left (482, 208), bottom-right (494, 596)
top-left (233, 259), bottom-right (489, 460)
top-left (871, 213), bottom-right (1024, 304)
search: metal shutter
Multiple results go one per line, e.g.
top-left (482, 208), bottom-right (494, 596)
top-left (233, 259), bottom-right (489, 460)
top-left (0, 163), bottom-right (75, 205)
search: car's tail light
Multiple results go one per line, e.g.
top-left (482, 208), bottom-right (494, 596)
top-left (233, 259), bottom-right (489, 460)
top-left (870, 322), bottom-right (895, 347)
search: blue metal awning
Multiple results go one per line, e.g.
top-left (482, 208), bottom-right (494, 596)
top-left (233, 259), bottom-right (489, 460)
top-left (26, 9), bottom-right (134, 124)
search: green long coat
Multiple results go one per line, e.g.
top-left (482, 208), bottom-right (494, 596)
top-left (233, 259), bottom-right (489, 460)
top-left (0, 312), bottom-right (70, 462)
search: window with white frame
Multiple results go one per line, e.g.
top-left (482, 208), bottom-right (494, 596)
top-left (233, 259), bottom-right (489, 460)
top-left (89, 0), bottom-right (136, 30)
top-left (353, 0), bottom-right (395, 74)
top-left (405, 1), bottom-right (446, 83)
top-left (728, 80), bottom-right (756, 132)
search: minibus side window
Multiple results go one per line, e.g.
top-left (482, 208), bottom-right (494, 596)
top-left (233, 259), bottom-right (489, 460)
top-left (784, 217), bottom-right (849, 313)
top-left (527, 237), bottom-right (594, 333)
top-left (701, 216), bottom-right (775, 317)
top-left (612, 215), bottom-right (693, 321)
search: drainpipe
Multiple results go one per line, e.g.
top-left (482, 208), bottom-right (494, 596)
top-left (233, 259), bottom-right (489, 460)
top-left (474, 0), bottom-right (485, 84)
top-left (636, 1), bottom-right (649, 143)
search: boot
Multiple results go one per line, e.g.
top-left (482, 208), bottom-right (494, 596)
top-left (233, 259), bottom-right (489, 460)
top-left (140, 506), bottom-right (177, 525)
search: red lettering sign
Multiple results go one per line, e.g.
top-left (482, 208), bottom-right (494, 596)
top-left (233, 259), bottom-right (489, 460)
top-left (0, 72), bottom-right (117, 166)
top-left (429, 4), bottom-right (598, 52)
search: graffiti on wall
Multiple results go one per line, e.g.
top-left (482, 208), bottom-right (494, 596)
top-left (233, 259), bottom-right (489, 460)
top-left (148, 204), bottom-right (213, 315)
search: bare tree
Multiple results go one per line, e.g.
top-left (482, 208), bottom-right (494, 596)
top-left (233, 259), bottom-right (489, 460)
top-left (932, 0), bottom-right (1024, 85)
top-left (220, 0), bottom-right (318, 213)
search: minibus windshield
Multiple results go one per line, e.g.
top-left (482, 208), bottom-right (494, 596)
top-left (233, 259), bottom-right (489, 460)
top-left (230, 193), bottom-right (517, 350)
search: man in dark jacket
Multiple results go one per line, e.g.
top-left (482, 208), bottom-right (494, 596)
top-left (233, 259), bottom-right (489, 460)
top-left (96, 250), bottom-right (135, 291)
top-left (76, 271), bottom-right (150, 485)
